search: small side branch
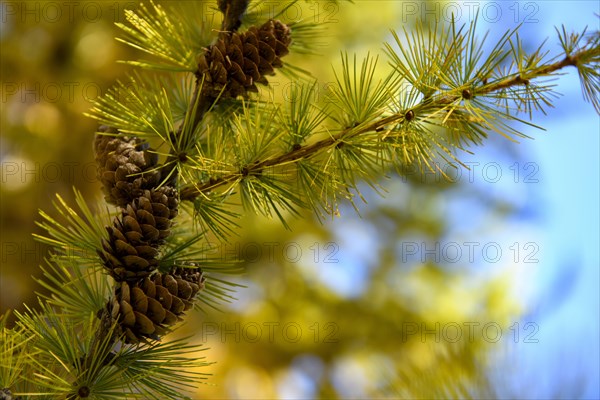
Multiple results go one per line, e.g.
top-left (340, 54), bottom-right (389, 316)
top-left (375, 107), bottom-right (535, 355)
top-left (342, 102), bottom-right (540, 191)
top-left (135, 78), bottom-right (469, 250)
top-left (487, 55), bottom-right (578, 92)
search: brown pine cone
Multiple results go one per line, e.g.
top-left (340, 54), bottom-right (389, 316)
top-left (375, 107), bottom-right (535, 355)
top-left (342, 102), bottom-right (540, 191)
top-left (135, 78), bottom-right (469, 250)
top-left (106, 268), bottom-right (206, 344)
top-left (197, 19), bottom-right (291, 99)
top-left (98, 187), bottom-right (179, 282)
top-left (94, 125), bottom-right (161, 208)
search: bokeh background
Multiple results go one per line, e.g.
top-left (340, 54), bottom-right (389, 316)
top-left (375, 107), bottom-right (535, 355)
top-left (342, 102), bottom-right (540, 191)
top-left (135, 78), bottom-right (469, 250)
top-left (1, 1), bottom-right (598, 398)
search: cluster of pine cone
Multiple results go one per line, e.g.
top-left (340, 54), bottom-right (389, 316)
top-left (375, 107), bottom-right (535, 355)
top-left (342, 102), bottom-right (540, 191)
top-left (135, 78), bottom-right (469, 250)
top-left (93, 17), bottom-right (292, 343)
top-left (94, 126), bottom-right (205, 344)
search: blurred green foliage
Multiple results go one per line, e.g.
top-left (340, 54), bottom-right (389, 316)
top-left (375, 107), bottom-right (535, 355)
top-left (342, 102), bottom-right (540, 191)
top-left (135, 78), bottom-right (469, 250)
top-left (1, 1), bottom-right (542, 398)
top-left (1, 0), bottom-right (138, 313)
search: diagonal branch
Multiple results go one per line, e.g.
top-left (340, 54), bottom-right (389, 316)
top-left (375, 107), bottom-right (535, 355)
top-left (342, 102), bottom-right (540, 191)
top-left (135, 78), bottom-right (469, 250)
top-left (486, 54), bottom-right (578, 92)
top-left (180, 45), bottom-right (594, 201)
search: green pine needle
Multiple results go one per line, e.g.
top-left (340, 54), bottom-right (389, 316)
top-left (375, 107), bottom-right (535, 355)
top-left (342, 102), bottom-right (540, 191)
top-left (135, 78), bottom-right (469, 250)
top-left (115, 337), bottom-right (212, 399)
top-left (13, 304), bottom-right (99, 397)
top-left (295, 160), bottom-right (342, 220)
top-left (0, 313), bottom-right (35, 394)
top-left (197, 276), bottom-right (245, 312)
top-left (279, 80), bottom-right (329, 146)
top-left (33, 189), bottom-right (110, 266)
top-left (381, 15), bottom-right (594, 171)
top-left (159, 227), bottom-right (243, 272)
top-left (556, 25), bottom-right (600, 112)
top-left (385, 20), bottom-right (456, 97)
top-left (164, 73), bottom-right (196, 124)
top-left (190, 195), bottom-right (242, 240)
top-left (233, 101), bottom-right (286, 164)
top-left (330, 52), bottom-right (399, 127)
top-left (85, 71), bottom-right (177, 139)
top-left (35, 256), bottom-right (110, 320)
top-left (15, 302), bottom-right (89, 369)
top-left (116, 0), bottom-right (214, 72)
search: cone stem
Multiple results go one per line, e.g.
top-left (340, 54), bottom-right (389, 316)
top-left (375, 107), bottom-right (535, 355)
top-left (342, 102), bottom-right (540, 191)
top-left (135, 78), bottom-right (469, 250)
top-left (161, 0), bottom-right (249, 185)
top-left (218, 0), bottom-right (250, 32)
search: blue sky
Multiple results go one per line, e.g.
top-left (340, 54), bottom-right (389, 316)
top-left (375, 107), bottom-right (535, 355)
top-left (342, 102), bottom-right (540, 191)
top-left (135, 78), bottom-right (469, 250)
top-left (506, 2), bottom-right (599, 398)
top-left (317, 1), bottom-right (600, 397)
